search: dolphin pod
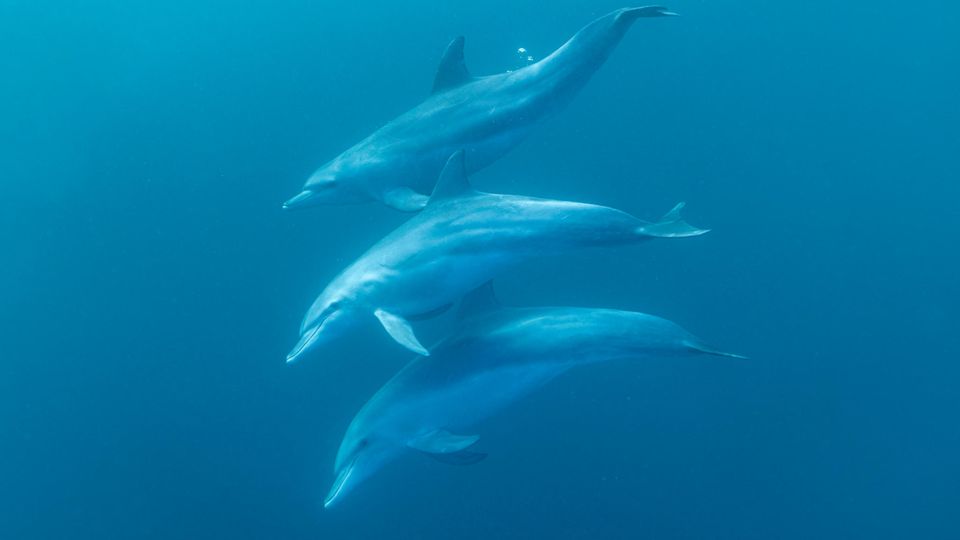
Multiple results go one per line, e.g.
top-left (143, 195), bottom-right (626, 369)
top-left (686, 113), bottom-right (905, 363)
top-left (285, 150), bottom-right (707, 363)
top-left (283, 6), bottom-right (678, 212)
top-left (323, 284), bottom-right (744, 508)
top-left (278, 6), bottom-right (745, 509)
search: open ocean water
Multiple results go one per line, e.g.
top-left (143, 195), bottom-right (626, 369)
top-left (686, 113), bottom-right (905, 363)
top-left (1, 1), bottom-right (958, 538)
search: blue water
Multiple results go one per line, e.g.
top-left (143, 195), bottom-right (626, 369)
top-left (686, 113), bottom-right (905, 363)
top-left (2, 1), bottom-right (957, 538)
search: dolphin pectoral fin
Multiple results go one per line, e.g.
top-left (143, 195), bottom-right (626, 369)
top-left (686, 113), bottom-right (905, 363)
top-left (383, 188), bottom-right (429, 212)
top-left (374, 309), bottom-right (430, 356)
top-left (410, 430), bottom-right (487, 464)
top-left (407, 303), bottom-right (453, 321)
top-left (432, 36), bottom-right (474, 94)
top-left (425, 449), bottom-right (488, 466)
top-left (408, 430), bottom-right (480, 454)
top-left (684, 340), bottom-right (748, 360)
top-left (636, 202), bottom-right (710, 238)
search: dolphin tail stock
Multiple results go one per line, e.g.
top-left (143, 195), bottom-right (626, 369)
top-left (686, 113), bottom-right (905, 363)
top-left (619, 6), bottom-right (680, 22)
top-left (684, 340), bottom-right (748, 360)
top-left (635, 202), bottom-right (710, 238)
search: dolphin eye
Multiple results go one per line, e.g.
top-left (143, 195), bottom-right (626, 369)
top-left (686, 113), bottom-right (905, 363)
top-left (320, 301), bottom-right (342, 321)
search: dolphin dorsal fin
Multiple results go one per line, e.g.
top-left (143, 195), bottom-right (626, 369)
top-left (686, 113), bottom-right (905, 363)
top-left (432, 36), bottom-right (473, 94)
top-left (457, 281), bottom-right (501, 320)
top-left (428, 150), bottom-right (475, 203)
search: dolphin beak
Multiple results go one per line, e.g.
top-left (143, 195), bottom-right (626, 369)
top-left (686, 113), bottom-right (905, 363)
top-left (324, 455), bottom-right (359, 509)
top-left (286, 325), bottom-right (322, 364)
top-left (282, 190), bottom-right (315, 210)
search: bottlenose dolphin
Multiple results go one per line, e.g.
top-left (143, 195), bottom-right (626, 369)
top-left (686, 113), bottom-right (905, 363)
top-left (283, 6), bottom-right (678, 212)
top-left (322, 283), bottom-right (743, 508)
top-left (286, 150), bottom-right (707, 363)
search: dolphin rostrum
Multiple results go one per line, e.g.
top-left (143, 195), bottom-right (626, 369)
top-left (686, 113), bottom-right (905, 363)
top-left (283, 6), bottom-right (678, 212)
top-left (322, 283), bottom-right (744, 508)
top-left (286, 150), bottom-right (707, 363)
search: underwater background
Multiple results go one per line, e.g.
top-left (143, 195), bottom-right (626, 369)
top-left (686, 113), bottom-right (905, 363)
top-left (2, 0), bottom-right (958, 538)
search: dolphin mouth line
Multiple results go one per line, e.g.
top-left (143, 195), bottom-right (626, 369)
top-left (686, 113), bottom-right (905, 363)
top-left (286, 324), bottom-right (322, 363)
top-left (282, 190), bottom-right (316, 210)
top-left (324, 455), bottom-right (358, 509)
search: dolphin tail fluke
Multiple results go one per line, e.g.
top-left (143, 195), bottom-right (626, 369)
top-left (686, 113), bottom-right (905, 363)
top-left (620, 6), bottom-right (680, 21)
top-left (636, 202), bottom-right (709, 238)
top-left (685, 340), bottom-right (748, 360)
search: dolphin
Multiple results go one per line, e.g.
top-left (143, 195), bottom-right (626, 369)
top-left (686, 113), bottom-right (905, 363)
top-left (322, 283), bottom-right (744, 508)
top-left (283, 6), bottom-right (678, 212)
top-left (286, 150), bottom-right (708, 363)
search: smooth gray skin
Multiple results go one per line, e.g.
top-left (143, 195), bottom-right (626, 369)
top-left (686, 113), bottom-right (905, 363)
top-left (285, 150), bottom-right (707, 363)
top-left (323, 288), bottom-right (743, 508)
top-left (283, 6), bottom-right (678, 212)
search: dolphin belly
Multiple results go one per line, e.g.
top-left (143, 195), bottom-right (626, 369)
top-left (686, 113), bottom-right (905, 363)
top-left (391, 101), bottom-right (541, 197)
top-left (407, 363), bottom-right (564, 432)
top-left (374, 251), bottom-right (514, 317)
